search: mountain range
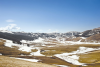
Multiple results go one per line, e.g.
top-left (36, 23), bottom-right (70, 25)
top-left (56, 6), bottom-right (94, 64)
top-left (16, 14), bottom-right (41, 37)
top-left (0, 27), bottom-right (100, 43)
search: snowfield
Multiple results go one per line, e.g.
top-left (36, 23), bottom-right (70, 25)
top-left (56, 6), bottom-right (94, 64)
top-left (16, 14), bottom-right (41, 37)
top-left (4, 40), bottom-right (20, 47)
top-left (55, 47), bottom-right (100, 66)
top-left (5, 40), bottom-right (35, 52)
top-left (20, 37), bottom-right (44, 44)
top-left (18, 46), bottom-right (35, 52)
top-left (4, 39), bottom-right (45, 56)
top-left (2, 37), bottom-right (100, 66)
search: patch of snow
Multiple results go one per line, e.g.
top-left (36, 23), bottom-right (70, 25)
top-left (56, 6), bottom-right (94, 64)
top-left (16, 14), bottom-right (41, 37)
top-left (13, 57), bottom-right (39, 62)
top-left (18, 46), bottom-right (35, 52)
top-left (4, 39), bottom-right (36, 52)
top-left (32, 37), bottom-right (44, 43)
top-left (79, 33), bottom-right (83, 35)
top-left (78, 39), bottom-right (82, 42)
top-left (80, 37), bottom-right (86, 39)
top-left (20, 40), bottom-right (27, 43)
top-left (42, 44), bottom-right (46, 46)
top-left (55, 47), bottom-right (100, 65)
top-left (47, 46), bottom-right (54, 47)
top-left (0, 30), bottom-right (13, 34)
top-left (20, 38), bottom-right (45, 46)
top-left (0, 53), bottom-right (2, 55)
top-left (5, 40), bottom-right (21, 47)
top-left (30, 48), bottom-right (45, 56)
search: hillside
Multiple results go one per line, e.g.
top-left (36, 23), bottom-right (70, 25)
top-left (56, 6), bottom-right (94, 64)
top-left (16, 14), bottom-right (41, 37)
top-left (86, 33), bottom-right (100, 42)
top-left (0, 32), bottom-right (38, 44)
top-left (76, 27), bottom-right (100, 37)
top-left (1, 27), bottom-right (100, 67)
top-left (0, 56), bottom-right (57, 67)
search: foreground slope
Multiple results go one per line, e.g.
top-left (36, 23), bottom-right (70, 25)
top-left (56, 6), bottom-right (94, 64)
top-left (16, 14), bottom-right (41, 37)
top-left (0, 56), bottom-right (57, 67)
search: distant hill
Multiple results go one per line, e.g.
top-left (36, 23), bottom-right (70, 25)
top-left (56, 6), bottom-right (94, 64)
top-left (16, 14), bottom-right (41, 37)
top-left (86, 33), bottom-right (100, 42)
top-left (1, 27), bottom-right (100, 43)
top-left (0, 32), bottom-right (38, 44)
top-left (0, 30), bottom-right (80, 44)
top-left (75, 27), bottom-right (100, 37)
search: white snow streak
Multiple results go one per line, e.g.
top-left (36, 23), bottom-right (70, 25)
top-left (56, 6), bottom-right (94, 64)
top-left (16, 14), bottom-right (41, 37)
top-left (13, 57), bottom-right (39, 62)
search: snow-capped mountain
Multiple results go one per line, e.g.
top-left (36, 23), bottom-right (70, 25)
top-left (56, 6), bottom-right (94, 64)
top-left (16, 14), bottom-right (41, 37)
top-left (13, 31), bottom-right (80, 38)
top-left (0, 30), bottom-right (80, 44)
top-left (1, 27), bottom-right (100, 44)
top-left (76, 27), bottom-right (100, 37)
top-left (0, 30), bottom-right (13, 34)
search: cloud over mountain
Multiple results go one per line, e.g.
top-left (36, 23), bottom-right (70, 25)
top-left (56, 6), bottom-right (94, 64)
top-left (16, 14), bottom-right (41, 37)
top-left (0, 24), bottom-right (20, 31)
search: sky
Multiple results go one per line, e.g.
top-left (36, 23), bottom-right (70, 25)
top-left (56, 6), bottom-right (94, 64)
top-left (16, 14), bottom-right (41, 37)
top-left (0, 0), bottom-right (100, 33)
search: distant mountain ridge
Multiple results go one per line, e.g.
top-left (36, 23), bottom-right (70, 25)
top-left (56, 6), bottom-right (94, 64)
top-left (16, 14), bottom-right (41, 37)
top-left (75, 27), bottom-right (100, 37)
top-left (0, 27), bottom-right (100, 43)
top-left (0, 30), bottom-right (80, 43)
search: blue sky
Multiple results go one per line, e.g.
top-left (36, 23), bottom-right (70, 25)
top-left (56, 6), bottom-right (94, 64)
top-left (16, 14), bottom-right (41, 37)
top-left (0, 0), bottom-right (100, 33)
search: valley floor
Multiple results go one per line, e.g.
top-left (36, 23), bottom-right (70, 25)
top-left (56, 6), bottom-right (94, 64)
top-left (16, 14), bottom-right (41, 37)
top-left (1, 38), bottom-right (100, 67)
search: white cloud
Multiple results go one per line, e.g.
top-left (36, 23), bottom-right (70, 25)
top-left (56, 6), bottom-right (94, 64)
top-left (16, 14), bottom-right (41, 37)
top-left (16, 27), bottom-right (20, 30)
top-left (0, 24), bottom-right (20, 31)
top-left (6, 19), bottom-right (14, 22)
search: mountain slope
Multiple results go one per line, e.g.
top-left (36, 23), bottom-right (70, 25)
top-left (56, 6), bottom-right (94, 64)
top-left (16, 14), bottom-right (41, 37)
top-left (86, 33), bottom-right (100, 42)
top-left (0, 56), bottom-right (57, 67)
top-left (0, 32), bottom-right (37, 44)
top-left (75, 27), bottom-right (100, 37)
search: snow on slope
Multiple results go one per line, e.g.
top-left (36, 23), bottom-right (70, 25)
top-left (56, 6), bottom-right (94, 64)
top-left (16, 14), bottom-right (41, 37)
top-left (20, 40), bottom-right (27, 43)
top-left (30, 47), bottom-right (45, 56)
top-left (4, 39), bottom-right (45, 56)
top-left (13, 58), bottom-right (39, 62)
top-left (0, 30), bottom-right (13, 34)
top-left (5, 40), bottom-right (21, 47)
top-left (18, 46), bottom-right (35, 52)
top-left (32, 37), bottom-right (44, 43)
top-left (0, 53), bottom-right (2, 55)
top-left (4, 39), bottom-right (35, 52)
top-left (55, 47), bottom-right (100, 66)
top-left (20, 37), bottom-right (45, 44)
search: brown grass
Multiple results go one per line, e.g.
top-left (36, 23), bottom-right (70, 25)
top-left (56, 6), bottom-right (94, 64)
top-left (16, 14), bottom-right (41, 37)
top-left (0, 56), bottom-right (57, 67)
top-left (73, 37), bottom-right (82, 41)
top-left (41, 44), bottom-right (100, 56)
top-left (0, 39), bottom-right (6, 46)
top-left (79, 50), bottom-right (100, 64)
top-left (8, 55), bottom-right (81, 67)
top-left (31, 49), bottom-right (38, 52)
top-left (87, 33), bottom-right (100, 42)
top-left (41, 45), bottom-right (80, 56)
top-left (1, 39), bottom-right (100, 67)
